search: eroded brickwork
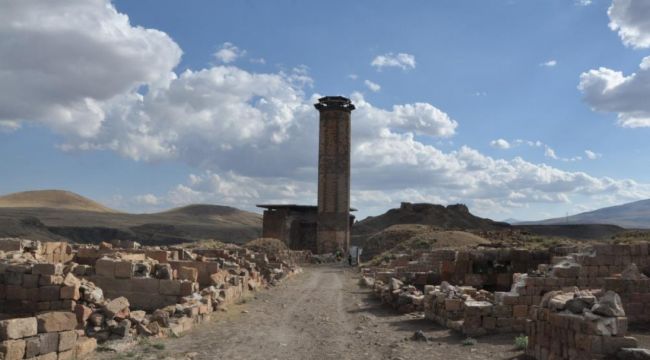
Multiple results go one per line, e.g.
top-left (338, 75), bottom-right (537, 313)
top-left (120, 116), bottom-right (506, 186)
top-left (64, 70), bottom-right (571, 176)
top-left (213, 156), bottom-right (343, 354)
top-left (314, 97), bottom-right (354, 254)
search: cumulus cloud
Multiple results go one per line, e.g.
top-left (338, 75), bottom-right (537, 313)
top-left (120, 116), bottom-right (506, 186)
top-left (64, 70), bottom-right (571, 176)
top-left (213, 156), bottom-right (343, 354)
top-left (540, 60), bottom-right (558, 67)
top-left (579, 57), bottom-right (650, 127)
top-left (214, 42), bottom-right (245, 63)
top-left (4, 0), bottom-right (650, 219)
top-left (608, 0), bottom-right (650, 49)
top-left (364, 80), bottom-right (381, 92)
top-left (576, 0), bottom-right (592, 6)
top-left (371, 53), bottom-right (416, 71)
top-left (585, 150), bottom-right (602, 159)
top-left (579, 0), bottom-right (650, 127)
top-left (490, 139), bottom-right (511, 149)
top-left (134, 194), bottom-right (160, 206)
top-left (0, 0), bottom-right (182, 138)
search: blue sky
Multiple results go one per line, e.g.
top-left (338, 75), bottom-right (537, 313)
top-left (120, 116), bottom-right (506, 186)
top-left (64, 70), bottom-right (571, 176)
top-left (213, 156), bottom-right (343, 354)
top-left (1, 0), bottom-right (650, 220)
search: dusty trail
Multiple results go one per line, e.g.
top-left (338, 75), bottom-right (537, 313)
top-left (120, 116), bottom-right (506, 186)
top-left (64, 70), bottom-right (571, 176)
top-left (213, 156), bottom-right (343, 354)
top-left (106, 266), bottom-right (526, 360)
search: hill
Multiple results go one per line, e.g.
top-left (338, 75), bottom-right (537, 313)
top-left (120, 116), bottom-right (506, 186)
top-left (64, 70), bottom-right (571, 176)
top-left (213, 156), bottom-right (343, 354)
top-left (357, 224), bottom-right (491, 261)
top-left (352, 202), bottom-right (509, 259)
top-left (520, 199), bottom-right (650, 229)
top-left (353, 202), bottom-right (511, 236)
top-left (0, 190), bottom-right (117, 213)
top-left (0, 190), bottom-right (262, 245)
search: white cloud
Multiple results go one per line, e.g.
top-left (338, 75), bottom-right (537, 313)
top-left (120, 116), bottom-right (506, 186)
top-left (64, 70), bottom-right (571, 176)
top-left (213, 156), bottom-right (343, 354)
top-left (0, 0), bottom-right (182, 138)
top-left (576, 0), bottom-right (593, 6)
top-left (490, 139), bottom-right (511, 149)
top-left (0, 120), bottom-right (21, 133)
top-left (4, 0), bottom-right (650, 220)
top-left (579, 57), bottom-right (650, 127)
top-left (608, 0), bottom-right (650, 49)
top-left (249, 57), bottom-right (266, 64)
top-left (134, 194), bottom-right (160, 206)
top-left (543, 146), bottom-right (558, 160)
top-left (540, 60), bottom-right (558, 67)
top-left (578, 0), bottom-right (650, 127)
top-left (214, 42), bottom-right (245, 63)
top-left (585, 150), bottom-right (602, 159)
top-left (371, 53), bottom-right (416, 71)
top-left (348, 74), bottom-right (358, 80)
top-left (364, 80), bottom-right (381, 92)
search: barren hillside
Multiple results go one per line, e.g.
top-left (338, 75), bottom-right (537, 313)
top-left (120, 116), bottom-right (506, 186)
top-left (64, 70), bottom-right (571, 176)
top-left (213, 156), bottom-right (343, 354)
top-left (0, 190), bottom-right (117, 213)
top-left (0, 190), bottom-right (262, 245)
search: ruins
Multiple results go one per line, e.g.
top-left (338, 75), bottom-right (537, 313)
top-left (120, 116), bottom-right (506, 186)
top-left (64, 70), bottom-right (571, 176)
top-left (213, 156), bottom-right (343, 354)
top-left (0, 237), bottom-right (304, 359)
top-left (259, 96), bottom-right (355, 254)
top-left (362, 242), bottom-right (650, 359)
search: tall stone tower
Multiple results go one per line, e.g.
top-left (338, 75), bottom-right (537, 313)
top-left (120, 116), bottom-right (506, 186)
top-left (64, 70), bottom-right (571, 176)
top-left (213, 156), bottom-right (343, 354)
top-left (314, 96), bottom-right (355, 254)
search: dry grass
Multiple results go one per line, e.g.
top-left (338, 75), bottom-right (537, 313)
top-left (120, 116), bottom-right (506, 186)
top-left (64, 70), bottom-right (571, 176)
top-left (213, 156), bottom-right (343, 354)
top-left (243, 238), bottom-right (288, 256)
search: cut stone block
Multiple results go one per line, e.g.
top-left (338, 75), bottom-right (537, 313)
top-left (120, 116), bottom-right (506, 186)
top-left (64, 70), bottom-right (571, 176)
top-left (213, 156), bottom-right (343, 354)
top-left (37, 332), bottom-right (59, 355)
top-left (0, 339), bottom-right (26, 360)
top-left (36, 312), bottom-right (78, 333)
top-left (32, 263), bottom-right (62, 276)
top-left (75, 337), bottom-right (97, 359)
top-left (0, 317), bottom-right (38, 340)
top-left (58, 330), bottom-right (77, 352)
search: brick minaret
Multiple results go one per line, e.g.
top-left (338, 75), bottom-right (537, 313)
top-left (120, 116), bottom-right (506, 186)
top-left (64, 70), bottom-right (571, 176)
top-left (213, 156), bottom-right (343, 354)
top-left (314, 96), bottom-right (355, 254)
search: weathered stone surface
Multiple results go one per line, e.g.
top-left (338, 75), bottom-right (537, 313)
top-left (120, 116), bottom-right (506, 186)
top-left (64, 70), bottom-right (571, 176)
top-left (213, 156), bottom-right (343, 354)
top-left (58, 330), bottom-right (77, 352)
top-left (95, 258), bottom-right (116, 277)
top-left (37, 332), bottom-right (58, 355)
top-left (0, 317), bottom-right (37, 340)
top-left (24, 336), bottom-right (40, 358)
top-left (159, 280), bottom-right (181, 296)
top-left (58, 349), bottom-right (75, 360)
top-left (36, 312), bottom-right (78, 333)
top-left (103, 296), bottom-right (130, 319)
top-left (75, 337), bottom-right (97, 359)
top-left (114, 261), bottom-right (135, 279)
top-left (129, 310), bottom-right (146, 324)
top-left (179, 267), bottom-right (199, 282)
top-left (0, 339), bottom-right (26, 360)
top-left (389, 278), bottom-right (403, 291)
top-left (593, 291), bottom-right (625, 317)
top-left (32, 263), bottom-right (62, 276)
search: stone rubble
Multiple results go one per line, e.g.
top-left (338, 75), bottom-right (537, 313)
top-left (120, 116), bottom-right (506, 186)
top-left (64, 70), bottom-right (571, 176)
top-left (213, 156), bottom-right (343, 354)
top-left (0, 237), bottom-right (304, 359)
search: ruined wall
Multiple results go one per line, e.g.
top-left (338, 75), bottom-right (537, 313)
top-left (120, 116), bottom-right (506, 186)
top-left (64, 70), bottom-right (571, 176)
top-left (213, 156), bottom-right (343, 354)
top-left (368, 248), bottom-right (552, 292)
top-left (526, 290), bottom-right (638, 360)
top-left (0, 314), bottom-right (97, 360)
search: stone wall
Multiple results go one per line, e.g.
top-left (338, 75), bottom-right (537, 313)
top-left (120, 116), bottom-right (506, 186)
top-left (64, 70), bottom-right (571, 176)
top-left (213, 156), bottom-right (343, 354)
top-left (0, 314), bottom-right (97, 360)
top-left (525, 289), bottom-right (638, 360)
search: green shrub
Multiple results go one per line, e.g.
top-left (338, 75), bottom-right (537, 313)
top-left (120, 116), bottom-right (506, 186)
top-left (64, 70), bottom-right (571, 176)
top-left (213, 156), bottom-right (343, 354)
top-left (514, 334), bottom-right (528, 350)
top-left (461, 337), bottom-right (477, 346)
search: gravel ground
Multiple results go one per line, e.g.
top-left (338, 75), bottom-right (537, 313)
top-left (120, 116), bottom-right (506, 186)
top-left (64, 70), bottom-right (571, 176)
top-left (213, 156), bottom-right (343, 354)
top-left (97, 265), bottom-right (528, 360)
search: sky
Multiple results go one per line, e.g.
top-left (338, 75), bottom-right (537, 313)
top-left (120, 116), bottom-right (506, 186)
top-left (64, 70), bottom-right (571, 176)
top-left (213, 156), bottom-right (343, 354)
top-left (1, 0), bottom-right (650, 221)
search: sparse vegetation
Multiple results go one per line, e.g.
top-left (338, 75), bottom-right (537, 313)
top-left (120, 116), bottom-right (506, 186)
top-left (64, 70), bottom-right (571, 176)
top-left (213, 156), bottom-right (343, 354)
top-left (514, 334), bottom-right (528, 350)
top-left (462, 337), bottom-right (477, 346)
top-left (244, 237), bottom-right (288, 256)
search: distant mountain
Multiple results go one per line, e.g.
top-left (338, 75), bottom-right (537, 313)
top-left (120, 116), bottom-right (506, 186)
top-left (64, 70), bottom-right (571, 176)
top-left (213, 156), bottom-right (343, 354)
top-left (0, 190), bottom-right (262, 245)
top-left (521, 199), bottom-right (650, 229)
top-left (0, 190), bottom-right (117, 213)
top-left (502, 218), bottom-right (522, 224)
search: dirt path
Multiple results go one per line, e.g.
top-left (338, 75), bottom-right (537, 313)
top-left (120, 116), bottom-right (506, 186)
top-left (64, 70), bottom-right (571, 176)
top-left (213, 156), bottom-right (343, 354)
top-left (102, 266), bottom-right (526, 360)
